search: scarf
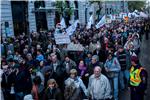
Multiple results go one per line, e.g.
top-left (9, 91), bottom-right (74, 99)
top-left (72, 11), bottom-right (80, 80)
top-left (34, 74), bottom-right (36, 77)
top-left (78, 65), bottom-right (87, 76)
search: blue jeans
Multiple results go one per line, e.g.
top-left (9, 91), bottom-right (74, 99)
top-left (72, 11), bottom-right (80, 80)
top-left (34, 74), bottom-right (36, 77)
top-left (119, 70), bottom-right (130, 90)
top-left (109, 74), bottom-right (119, 100)
top-left (15, 92), bottom-right (24, 100)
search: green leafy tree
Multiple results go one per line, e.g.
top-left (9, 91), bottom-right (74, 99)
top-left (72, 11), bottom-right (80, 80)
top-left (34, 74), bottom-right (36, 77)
top-left (55, 1), bottom-right (74, 17)
top-left (55, 1), bottom-right (74, 26)
top-left (128, 1), bottom-right (146, 12)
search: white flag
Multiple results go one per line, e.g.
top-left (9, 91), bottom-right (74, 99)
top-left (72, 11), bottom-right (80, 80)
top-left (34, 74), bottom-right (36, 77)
top-left (140, 12), bottom-right (148, 18)
top-left (86, 14), bottom-right (94, 29)
top-left (66, 20), bottom-right (79, 36)
top-left (60, 17), bottom-right (66, 29)
top-left (95, 15), bottom-right (106, 29)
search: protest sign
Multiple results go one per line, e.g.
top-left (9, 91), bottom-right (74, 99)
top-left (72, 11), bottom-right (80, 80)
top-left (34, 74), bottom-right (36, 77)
top-left (54, 34), bottom-right (71, 44)
top-left (67, 43), bottom-right (84, 51)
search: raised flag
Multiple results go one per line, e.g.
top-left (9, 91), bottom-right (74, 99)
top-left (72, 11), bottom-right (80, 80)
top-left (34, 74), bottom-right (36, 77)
top-left (60, 17), bottom-right (66, 29)
top-left (66, 20), bottom-right (79, 36)
top-left (86, 14), bottom-right (94, 29)
top-left (95, 15), bottom-right (106, 29)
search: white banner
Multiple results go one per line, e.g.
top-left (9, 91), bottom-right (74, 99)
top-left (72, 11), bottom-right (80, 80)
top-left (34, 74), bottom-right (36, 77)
top-left (54, 34), bottom-right (71, 44)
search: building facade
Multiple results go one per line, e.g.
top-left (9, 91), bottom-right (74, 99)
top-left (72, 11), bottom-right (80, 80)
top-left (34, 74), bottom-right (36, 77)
top-left (101, 0), bottom-right (128, 15)
top-left (1, 0), bottom-right (128, 37)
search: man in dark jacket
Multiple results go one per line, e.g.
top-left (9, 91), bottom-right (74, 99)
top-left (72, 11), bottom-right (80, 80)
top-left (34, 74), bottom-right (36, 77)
top-left (63, 56), bottom-right (77, 78)
top-left (87, 55), bottom-right (104, 76)
top-left (115, 45), bottom-right (131, 90)
top-left (50, 54), bottom-right (66, 92)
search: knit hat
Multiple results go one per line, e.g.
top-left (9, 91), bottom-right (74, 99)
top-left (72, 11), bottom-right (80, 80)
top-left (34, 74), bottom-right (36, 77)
top-left (131, 56), bottom-right (139, 63)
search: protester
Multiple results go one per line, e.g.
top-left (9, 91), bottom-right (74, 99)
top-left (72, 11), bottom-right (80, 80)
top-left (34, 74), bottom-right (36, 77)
top-left (104, 53), bottom-right (121, 100)
top-left (31, 76), bottom-right (44, 100)
top-left (88, 66), bottom-right (112, 100)
top-left (1, 15), bottom-right (149, 100)
top-left (65, 69), bottom-right (88, 99)
top-left (115, 45), bottom-right (131, 90)
top-left (49, 54), bottom-right (66, 92)
top-left (63, 55), bottom-right (77, 77)
top-left (44, 79), bottom-right (63, 100)
top-left (77, 60), bottom-right (89, 87)
top-left (87, 55), bottom-right (104, 76)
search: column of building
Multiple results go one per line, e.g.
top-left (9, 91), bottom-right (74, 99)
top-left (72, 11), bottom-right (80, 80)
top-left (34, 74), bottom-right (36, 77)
top-left (45, 1), bottom-right (55, 30)
top-left (28, 0), bottom-right (37, 32)
top-left (69, 1), bottom-right (75, 24)
top-left (78, 1), bottom-right (86, 24)
top-left (1, 0), bottom-right (14, 37)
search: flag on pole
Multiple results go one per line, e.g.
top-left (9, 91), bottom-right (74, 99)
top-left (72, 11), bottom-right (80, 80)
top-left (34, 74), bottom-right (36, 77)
top-left (86, 14), bottom-right (94, 29)
top-left (140, 12), bottom-right (148, 18)
top-left (95, 15), bottom-right (106, 29)
top-left (60, 17), bottom-right (66, 29)
top-left (66, 20), bottom-right (79, 36)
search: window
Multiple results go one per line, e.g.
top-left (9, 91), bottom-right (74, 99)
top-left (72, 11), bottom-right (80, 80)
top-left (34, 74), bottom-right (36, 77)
top-left (11, 1), bottom-right (28, 36)
top-left (34, 1), bottom-right (48, 31)
top-left (74, 1), bottom-right (79, 19)
top-left (5, 22), bottom-right (9, 28)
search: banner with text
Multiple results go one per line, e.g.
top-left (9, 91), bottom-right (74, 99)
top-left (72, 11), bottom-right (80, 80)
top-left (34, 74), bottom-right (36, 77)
top-left (54, 34), bottom-right (71, 44)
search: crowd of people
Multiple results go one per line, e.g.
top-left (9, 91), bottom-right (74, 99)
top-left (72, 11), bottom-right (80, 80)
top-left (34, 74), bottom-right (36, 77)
top-left (1, 17), bottom-right (150, 100)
